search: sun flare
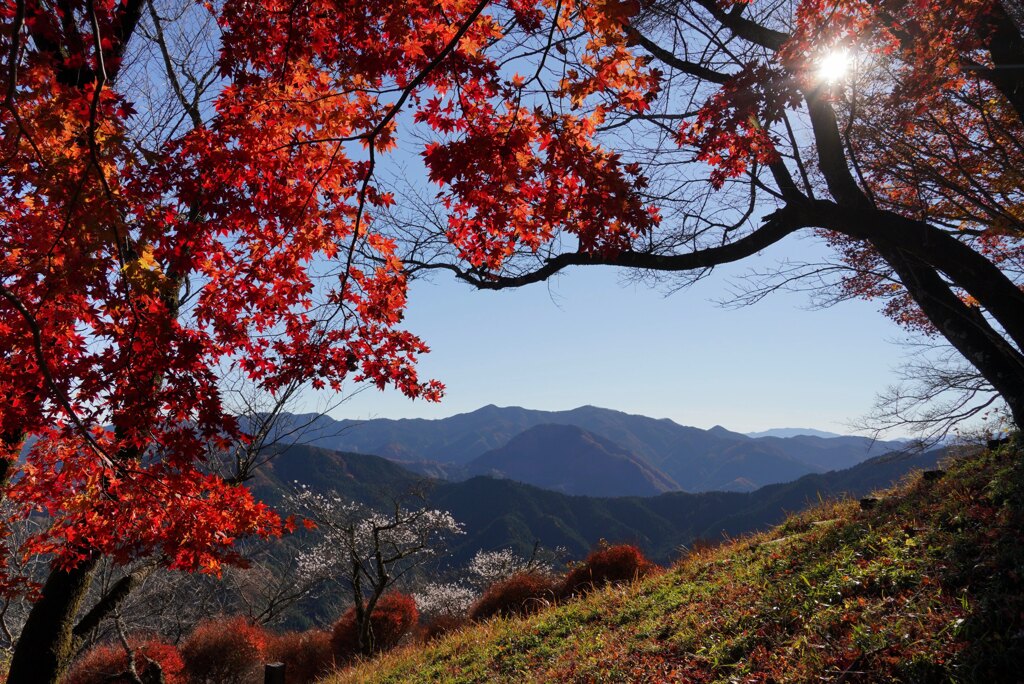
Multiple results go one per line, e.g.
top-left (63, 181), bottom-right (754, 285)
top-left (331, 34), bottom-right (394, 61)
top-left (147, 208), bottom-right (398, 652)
top-left (818, 49), bottom-right (852, 83)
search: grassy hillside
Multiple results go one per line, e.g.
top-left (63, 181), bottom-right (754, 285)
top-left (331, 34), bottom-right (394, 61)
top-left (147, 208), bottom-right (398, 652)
top-left (325, 440), bottom-right (1023, 683)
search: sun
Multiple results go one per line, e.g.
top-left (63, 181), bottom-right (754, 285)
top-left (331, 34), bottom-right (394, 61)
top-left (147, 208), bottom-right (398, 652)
top-left (818, 49), bottom-right (852, 83)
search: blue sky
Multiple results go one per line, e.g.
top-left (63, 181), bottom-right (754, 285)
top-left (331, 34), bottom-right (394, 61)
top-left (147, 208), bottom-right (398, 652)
top-left (317, 231), bottom-right (912, 435)
top-left (293, 70), bottom-right (917, 436)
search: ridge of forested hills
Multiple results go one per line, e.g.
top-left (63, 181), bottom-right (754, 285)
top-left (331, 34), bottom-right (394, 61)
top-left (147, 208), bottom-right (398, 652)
top-left (251, 441), bottom-right (946, 566)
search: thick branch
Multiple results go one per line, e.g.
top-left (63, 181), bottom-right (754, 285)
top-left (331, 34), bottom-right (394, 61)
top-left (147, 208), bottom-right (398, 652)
top-left (806, 202), bottom-right (1024, 352)
top-left (802, 91), bottom-right (872, 208)
top-left (693, 0), bottom-right (789, 50)
top-left (871, 242), bottom-right (1024, 426)
top-left (72, 566), bottom-right (151, 642)
top-left (625, 27), bottom-right (730, 84)
top-left (24, 0), bottom-right (144, 86)
top-left (425, 193), bottom-right (1024, 362)
top-left (416, 204), bottom-right (807, 289)
top-left (983, 1), bottom-right (1024, 121)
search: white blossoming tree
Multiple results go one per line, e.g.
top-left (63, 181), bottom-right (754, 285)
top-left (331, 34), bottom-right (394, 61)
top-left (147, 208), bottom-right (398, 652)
top-left (412, 582), bottom-right (476, 620)
top-left (414, 544), bottom-right (564, 621)
top-left (286, 488), bottom-right (463, 653)
top-left (467, 547), bottom-right (553, 588)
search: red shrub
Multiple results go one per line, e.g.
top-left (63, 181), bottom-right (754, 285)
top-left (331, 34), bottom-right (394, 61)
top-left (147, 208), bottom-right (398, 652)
top-left (64, 638), bottom-right (185, 684)
top-left (265, 629), bottom-right (335, 684)
top-left (560, 544), bottom-right (656, 598)
top-left (468, 572), bottom-right (558, 621)
top-left (331, 592), bottom-right (418, 660)
top-left (417, 614), bottom-right (467, 643)
top-left (180, 615), bottom-right (267, 684)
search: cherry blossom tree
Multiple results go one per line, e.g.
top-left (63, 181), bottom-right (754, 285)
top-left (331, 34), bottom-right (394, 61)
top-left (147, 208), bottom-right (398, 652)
top-left (286, 488), bottom-right (462, 653)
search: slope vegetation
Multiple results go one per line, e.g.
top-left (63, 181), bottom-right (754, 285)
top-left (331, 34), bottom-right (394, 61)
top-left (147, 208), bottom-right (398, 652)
top-left (327, 440), bottom-right (1023, 683)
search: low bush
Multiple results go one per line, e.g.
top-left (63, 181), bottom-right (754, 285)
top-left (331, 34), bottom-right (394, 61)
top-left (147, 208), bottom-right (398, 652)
top-left (560, 544), bottom-right (655, 598)
top-left (468, 572), bottom-right (558, 621)
top-left (332, 592), bottom-right (418, 660)
top-left (64, 638), bottom-right (185, 684)
top-left (180, 615), bottom-right (266, 684)
top-left (265, 629), bottom-right (335, 684)
top-left (417, 614), bottom-right (467, 643)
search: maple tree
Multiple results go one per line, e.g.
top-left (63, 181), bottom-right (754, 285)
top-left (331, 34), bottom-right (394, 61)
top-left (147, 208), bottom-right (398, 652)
top-left (1, 0), bottom-right (1022, 679)
top-left (0, 0), bottom-right (658, 678)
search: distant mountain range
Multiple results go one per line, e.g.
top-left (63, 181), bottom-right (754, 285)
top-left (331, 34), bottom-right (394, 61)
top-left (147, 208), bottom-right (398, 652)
top-left (250, 442), bottom-right (949, 566)
top-left (261, 405), bottom-right (909, 496)
top-left (745, 427), bottom-right (845, 439)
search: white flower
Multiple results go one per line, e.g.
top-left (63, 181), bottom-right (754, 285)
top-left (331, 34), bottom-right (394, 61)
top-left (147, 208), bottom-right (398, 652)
top-left (414, 582), bottom-right (476, 618)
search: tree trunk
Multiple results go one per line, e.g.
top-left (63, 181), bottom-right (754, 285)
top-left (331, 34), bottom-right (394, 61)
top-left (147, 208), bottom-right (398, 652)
top-left (358, 610), bottom-right (374, 655)
top-left (0, 428), bottom-right (24, 487)
top-left (984, 2), bottom-right (1024, 122)
top-left (357, 590), bottom-right (381, 655)
top-left (873, 240), bottom-right (1024, 427)
top-left (798, 84), bottom-right (1024, 428)
top-left (7, 558), bottom-right (98, 684)
top-left (801, 199), bottom-right (1024, 354)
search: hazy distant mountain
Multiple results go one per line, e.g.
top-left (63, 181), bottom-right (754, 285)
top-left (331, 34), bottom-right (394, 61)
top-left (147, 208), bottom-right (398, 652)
top-left (746, 428), bottom-right (846, 439)
top-left (251, 442), bottom-right (949, 565)
top-left (265, 405), bottom-right (907, 495)
top-left (466, 424), bottom-right (679, 497)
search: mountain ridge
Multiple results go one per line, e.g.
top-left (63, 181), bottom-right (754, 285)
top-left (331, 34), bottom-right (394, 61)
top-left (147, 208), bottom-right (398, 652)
top-left (745, 427), bottom-right (846, 439)
top-left (264, 405), bottom-right (906, 494)
top-left (465, 424), bottom-right (680, 497)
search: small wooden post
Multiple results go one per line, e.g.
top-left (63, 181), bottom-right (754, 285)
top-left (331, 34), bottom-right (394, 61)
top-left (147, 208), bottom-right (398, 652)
top-left (264, 662), bottom-right (286, 684)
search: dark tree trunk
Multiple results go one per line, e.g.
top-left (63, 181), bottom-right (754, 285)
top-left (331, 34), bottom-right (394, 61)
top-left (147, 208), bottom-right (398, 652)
top-left (7, 558), bottom-right (98, 684)
top-left (357, 588), bottom-right (383, 655)
top-left (797, 85), bottom-right (1024, 428)
top-left (826, 203), bottom-right (1024, 354)
top-left (0, 426), bottom-right (25, 486)
top-left (358, 611), bottom-right (374, 655)
top-left (984, 2), bottom-right (1024, 122)
top-left (8, 420), bottom-right (156, 682)
top-left (873, 240), bottom-right (1024, 427)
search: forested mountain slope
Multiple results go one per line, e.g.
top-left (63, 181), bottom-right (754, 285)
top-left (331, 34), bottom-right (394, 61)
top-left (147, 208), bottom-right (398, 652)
top-left (252, 442), bottom-right (947, 565)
